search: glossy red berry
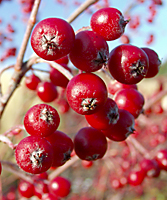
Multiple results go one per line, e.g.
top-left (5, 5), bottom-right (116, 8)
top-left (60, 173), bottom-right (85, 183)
top-left (128, 170), bottom-right (145, 186)
top-left (15, 136), bottom-right (53, 174)
top-left (48, 176), bottom-right (71, 198)
top-left (155, 149), bottom-right (167, 171)
top-left (36, 81), bottom-right (58, 103)
top-left (0, 162), bottom-right (2, 175)
top-left (66, 73), bottom-right (108, 115)
top-left (18, 180), bottom-right (34, 198)
top-left (114, 88), bottom-right (145, 118)
top-left (31, 18), bottom-right (75, 61)
top-left (54, 55), bottom-right (69, 65)
top-left (108, 80), bottom-right (137, 95)
top-left (46, 130), bottom-right (74, 167)
top-left (24, 104), bottom-right (60, 137)
top-left (85, 98), bottom-right (119, 130)
top-left (81, 160), bottom-right (93, 169)
top-left (102, 109), bottom-right (135, 142)
top-left (25, 74), bottom-right (41, 90)
top-left (69, 30), bottom-right (109, 72)
top-left (90, 7), bottom-right (129, 41)
top-left (108, 44), bottom-right (149, 84)
top-left (141, 47), bottom-right (161, 78)
top-left (49, 64), bottom-right (71, 88)
top-left (74, 127), bottom-right (107, 161)
top-left (139, 159), bottom-right (160, 178)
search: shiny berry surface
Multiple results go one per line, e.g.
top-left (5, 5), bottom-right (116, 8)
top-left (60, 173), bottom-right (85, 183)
top-left (24, 104), bottom-right (60, 137)
top-left (46, 130), bottom-right (74, 167)
top-left (31, 18), bottom-right (75, 61)
top-left (114, 88), bottom-right (145, 118)
top-left (74, 127), bottom-right (107, 161)
top-left (108, 44), bottom-right (149, 84)
top-left (25, 74), bottom-right (41, 90)
top-left (36, 81), bottom-right (58, 103)
top-left (66, 73), bottom-right (108, 115)
top-left (90, 7), bottom-right (129, 41)
top-left (15, 136), bottom-right (53, 174)
top-left (69, 30), bottom-right (109, 72)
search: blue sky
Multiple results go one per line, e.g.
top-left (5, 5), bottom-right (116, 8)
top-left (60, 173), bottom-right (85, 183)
top-left (0, 0), bottom-right (167, 67)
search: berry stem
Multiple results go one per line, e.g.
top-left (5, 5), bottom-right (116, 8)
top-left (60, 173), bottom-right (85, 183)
top-left (67, 0), bottom-right (99, 23)
top-left (127, 136), bottom-right (151, 159)
top-left (48, 155), bottom-right (79, 180)
top-left (0, 160), bottom-right (34, 184)
top-left (37, 58), bottom-right (74, 80)
top-left (14, 0), bottom-right (41, 72)
top-left (0, 135), bottom-right (17, 150)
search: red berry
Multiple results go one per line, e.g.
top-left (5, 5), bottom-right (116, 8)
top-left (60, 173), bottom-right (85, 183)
top-left (74, 127), bottom-right (107, 161)
top-left (102, 109), bottom-right (135, 142)
top-left (66, 73), bottom-right (108, 115)
top-left (139, 159), bottom-right (160, 178)
top-left (128, 170), bottom-right (145, 186)
top-left (36, 81), bottom-right (58, 103)
top-left (120, 34), bottom-right (130, 44)
top-left (69, 30), bottom-right (109, 72)
top-left (90, 7), bottom-right (129, 41)
top-left (108, 44), bottom-right (149, 84)
top-left (31, 18), bottom-right (75, 61)
top-left (18, 180), bottom-right (34, 198)
top-left (0, 162), bottom-right (2, 175)
top-left (85, 98), bottom-right (119, 130)
top-left (108, 80), bottom-right (137, 95)
top-left (25, 74), bottom-right (41, 90)
top-left (81, 160), bottom-right (93, 168)
top-left (24, 104), bottom-right (60, 137)
top-left (54, 55), bottom-right (69, 65)
top-left (48, 176), bottom-right (71, 198)
top-left (49, 64), bottom-right (71, 88)
top-left (42, 193), bottom-right (60, 200)
top-left (141, 47), bottom-right (161, 78)
top-left (46, 130), bottom-right (74, 167)
top-left (155, 149), bottom-right (167, 170)
top-left (114, 88), bottom-right (145, 118)
top-left (15, 136), bottom-right (53, 174)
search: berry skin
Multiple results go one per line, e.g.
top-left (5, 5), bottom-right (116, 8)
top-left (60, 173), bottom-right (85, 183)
top-left (36, 81), bottom-right (58, 103)
top-left (74, 127), bottom-right (107, 161)
top-left (108, 80), bottom-right (137, 95)
top-left (48, 176), bottom-right (71, 198)
top-left (139, 159), bottom-right (160, 178)
top-left (102, 109), bottom-right (135, 142)
top-left (46, 130), bottom-right (74, 167)
top-left (18, 180), bottom-right (34, 198)
top-left (66, 73), bottom-right (108, 115)
top-left (25, 74), bottom-right (41, 90)
top-left (69, 30), bottom-right (109, 72)
top-left (128, 170), bottom-right (145, 186)
top-left (114, 88), bottom-right (145, 118)
top-left (90, 7), bottom-right (129, 41)
top-left (49, 64), bottom-right (71, 88)
top-left (31, 18), bottom-right (75, 61)
top-left (141, 47), bottom-right (161, 78)
top-left (155, 149), bottom-right (167, 171)
top-left (85, 98), bottom-right (119, 130)
top-left (15, 136), bottom-right (53, 174)
top-left (24, 104), bottom-right (60, 137)
top-left (0, 162), bottom-right (1, 175)
top-left (108, 44), bottom-right (149, 84)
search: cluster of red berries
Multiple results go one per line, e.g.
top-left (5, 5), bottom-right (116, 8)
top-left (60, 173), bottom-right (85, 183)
top-left (5, 5), bottom-right (163, 199)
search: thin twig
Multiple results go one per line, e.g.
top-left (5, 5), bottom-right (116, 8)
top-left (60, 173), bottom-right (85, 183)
top-left (48, 155), bottom-right (79, 180)
top-left (67, 0), bottom-right (99, 23)
top-left (14, 0), bottom-right (41, 71)
top-left (36, 58), bottom-right (74, 80)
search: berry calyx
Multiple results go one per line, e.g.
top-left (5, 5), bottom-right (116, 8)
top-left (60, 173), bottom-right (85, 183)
top-left (108, 44), bottom-right (149, 84)
top-left (15, 136), bottom-right (53, 174)
top-left (31, 18), bottom-right (75, 61)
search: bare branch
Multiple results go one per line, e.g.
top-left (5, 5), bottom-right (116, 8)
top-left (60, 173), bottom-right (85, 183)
top-left (67, 0), bottom-right (99, 23)
top-left (14, 0), bottom-right (41, 71)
